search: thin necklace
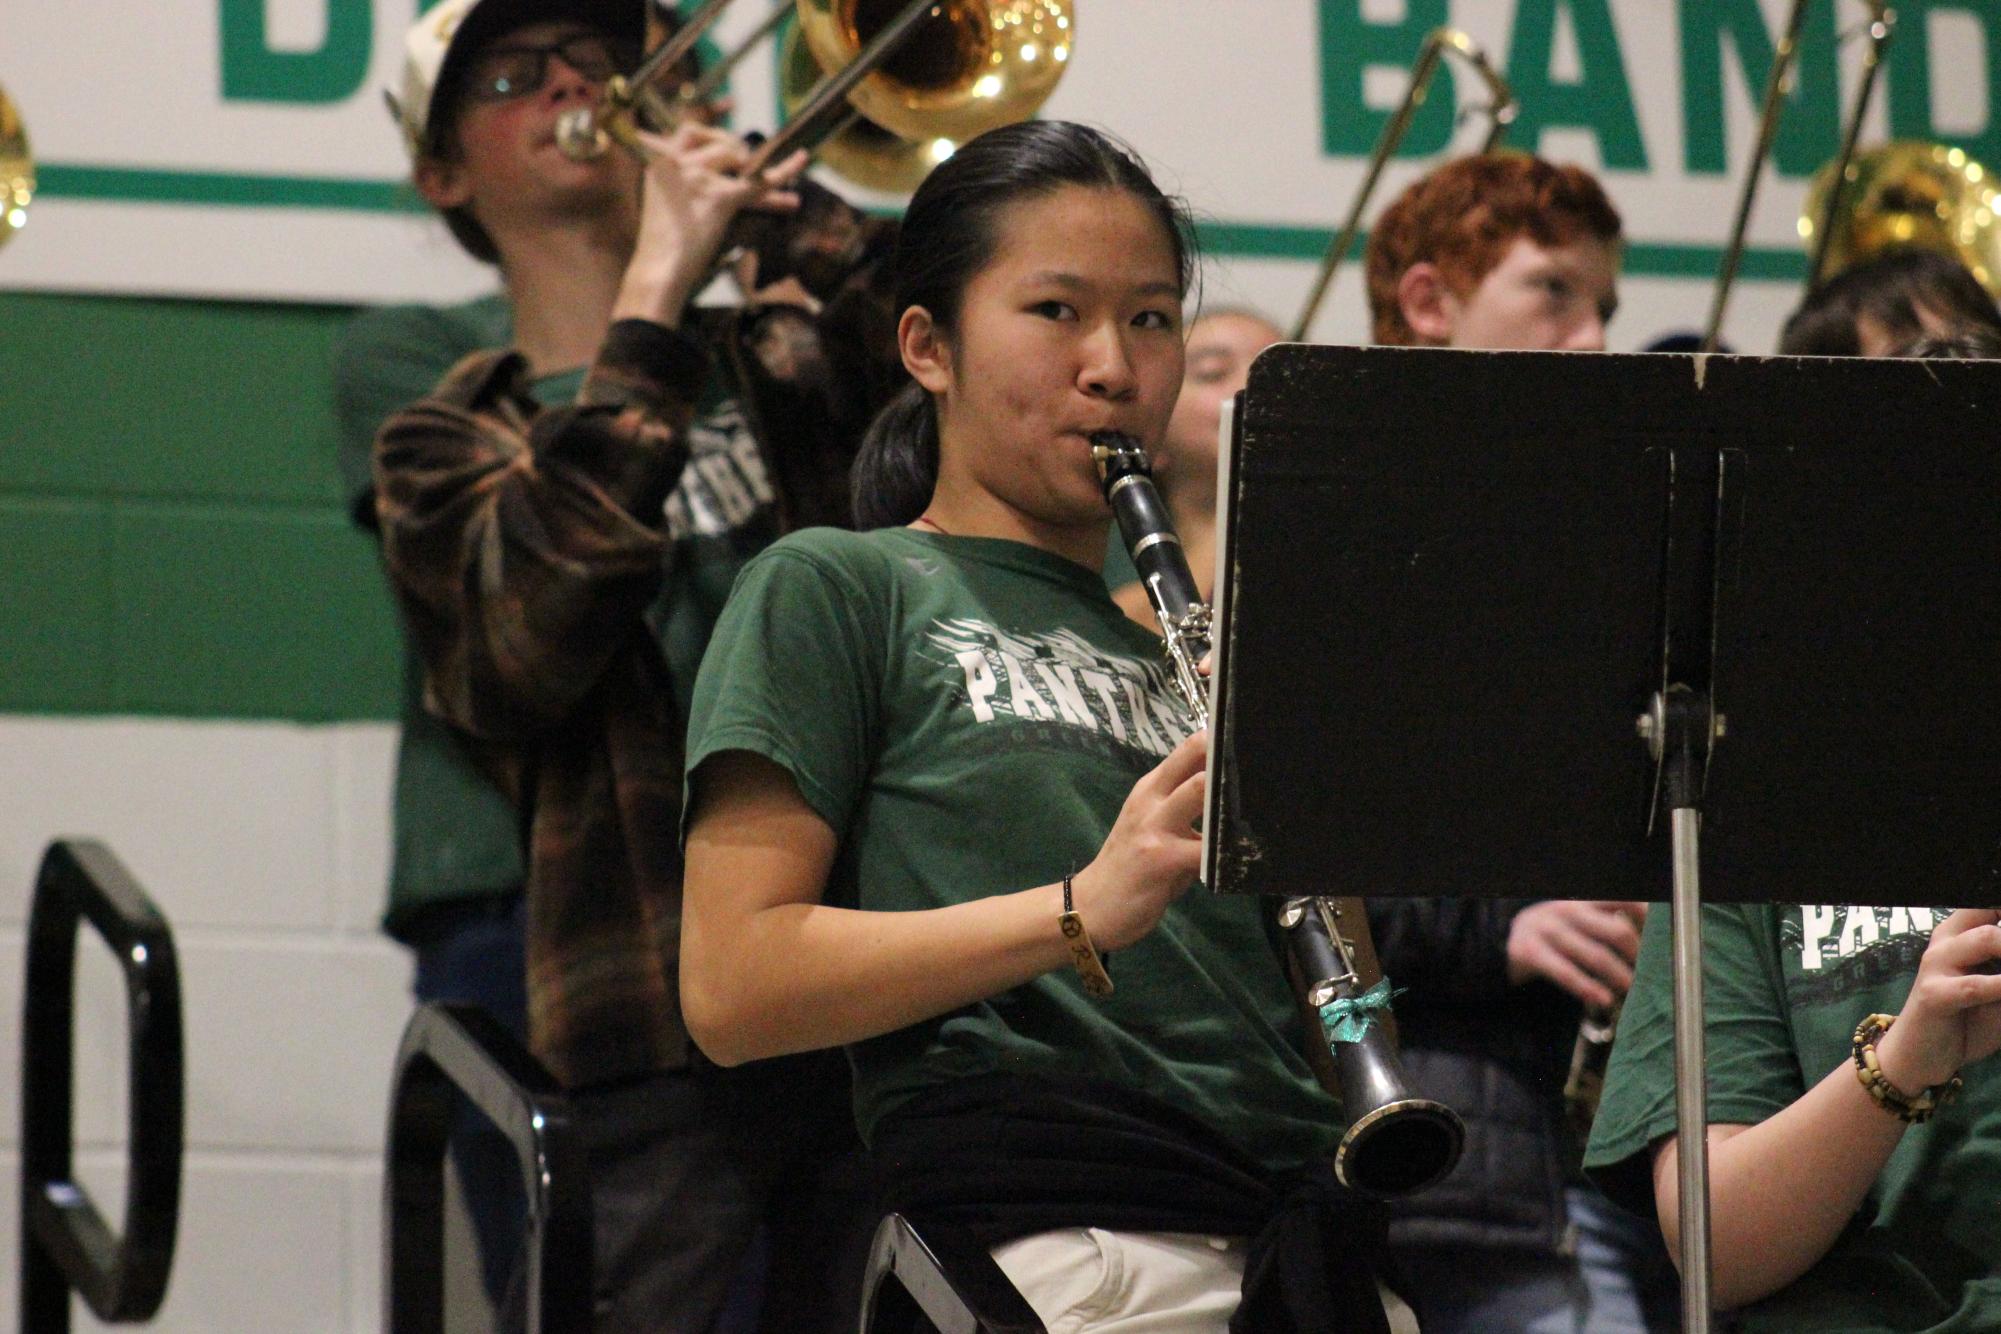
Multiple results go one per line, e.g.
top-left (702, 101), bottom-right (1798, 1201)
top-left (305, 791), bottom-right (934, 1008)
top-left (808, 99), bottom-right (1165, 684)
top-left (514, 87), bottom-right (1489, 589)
top-left (912, 514), bottom-right (950, 536)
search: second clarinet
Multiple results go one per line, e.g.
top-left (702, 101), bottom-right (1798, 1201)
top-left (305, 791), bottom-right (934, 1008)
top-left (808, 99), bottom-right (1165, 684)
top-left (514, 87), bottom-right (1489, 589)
top-left (1090, 431), bottom-right (1465, 1199)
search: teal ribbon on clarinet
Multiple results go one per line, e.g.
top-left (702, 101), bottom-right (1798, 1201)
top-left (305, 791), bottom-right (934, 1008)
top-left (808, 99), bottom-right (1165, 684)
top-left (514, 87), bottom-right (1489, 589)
top-left (1319, 978), bottom-right (1399, 1046)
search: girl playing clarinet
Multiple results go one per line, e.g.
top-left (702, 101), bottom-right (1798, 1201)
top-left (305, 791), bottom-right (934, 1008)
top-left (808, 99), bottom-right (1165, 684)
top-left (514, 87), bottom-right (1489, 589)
top-left (679, 120), bottom-right (1411, 1332)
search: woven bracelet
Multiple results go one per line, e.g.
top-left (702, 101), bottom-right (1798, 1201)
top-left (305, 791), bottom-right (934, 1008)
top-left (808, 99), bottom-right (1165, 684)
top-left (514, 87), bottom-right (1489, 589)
top-left (1851, 1013), bottom-right (1962, 1124)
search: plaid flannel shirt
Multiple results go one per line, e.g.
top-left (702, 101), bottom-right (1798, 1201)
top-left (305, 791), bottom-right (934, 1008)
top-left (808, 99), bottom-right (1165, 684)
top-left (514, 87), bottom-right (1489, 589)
top-left (374, 318), bottom-right (707, 1088)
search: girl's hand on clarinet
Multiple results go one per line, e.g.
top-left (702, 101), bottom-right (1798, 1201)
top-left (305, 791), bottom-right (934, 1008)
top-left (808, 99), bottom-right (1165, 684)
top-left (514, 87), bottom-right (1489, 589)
top-left (1070, 729), bottom-right (1208, 952)
top-left (616, 123), bottom-right (808, 326)
top-left (1873, 907), bottom-right (2001, 1093)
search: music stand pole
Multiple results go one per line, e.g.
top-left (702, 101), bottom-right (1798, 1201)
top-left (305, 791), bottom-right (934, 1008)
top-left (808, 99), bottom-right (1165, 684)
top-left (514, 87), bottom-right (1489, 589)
top-left (1644, 687), bottom-right (1717, 1333)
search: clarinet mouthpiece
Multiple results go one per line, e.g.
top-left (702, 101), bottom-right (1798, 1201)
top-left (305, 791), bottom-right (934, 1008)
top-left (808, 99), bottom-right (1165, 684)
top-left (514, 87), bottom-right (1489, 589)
top-left (1088, 430), bottom-right (1148, 479)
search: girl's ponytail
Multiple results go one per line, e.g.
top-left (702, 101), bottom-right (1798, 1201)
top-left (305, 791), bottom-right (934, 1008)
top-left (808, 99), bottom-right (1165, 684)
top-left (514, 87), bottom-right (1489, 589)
top-left (851, 380), bottom-right (941, 530)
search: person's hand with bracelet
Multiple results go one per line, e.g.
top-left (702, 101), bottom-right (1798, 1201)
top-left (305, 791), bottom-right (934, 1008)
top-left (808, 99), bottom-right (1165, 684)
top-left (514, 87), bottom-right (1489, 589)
top-left (1066, 729), bottom-right (1208, 956)
top-left (1868, 906), bottom-right (2001, 1112)
top-left (1653, 905), bottom-right (2001, 1308)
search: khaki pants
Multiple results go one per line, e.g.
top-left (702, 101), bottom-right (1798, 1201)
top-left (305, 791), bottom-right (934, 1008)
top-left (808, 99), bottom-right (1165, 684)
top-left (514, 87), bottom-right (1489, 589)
top-left (990, 1228), bottom-right (1420, 1333)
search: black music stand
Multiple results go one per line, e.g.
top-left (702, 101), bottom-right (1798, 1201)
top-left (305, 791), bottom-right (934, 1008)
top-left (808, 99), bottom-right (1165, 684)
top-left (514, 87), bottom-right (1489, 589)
top-left (1201, 343), bottom-right (2001, 1333)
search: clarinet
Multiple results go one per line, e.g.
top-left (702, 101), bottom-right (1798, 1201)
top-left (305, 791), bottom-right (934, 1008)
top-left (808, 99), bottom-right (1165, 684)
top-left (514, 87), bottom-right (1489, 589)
top-left (1091, 430), bottom-right (1465, 1198)
top-left (1564, 1001), bottom-right (1621, 1140)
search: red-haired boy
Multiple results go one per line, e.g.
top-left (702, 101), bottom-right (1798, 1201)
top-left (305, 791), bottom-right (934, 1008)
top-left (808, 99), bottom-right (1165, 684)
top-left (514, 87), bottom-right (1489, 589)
top-left (1366, 152), bottom-right (1621, 351)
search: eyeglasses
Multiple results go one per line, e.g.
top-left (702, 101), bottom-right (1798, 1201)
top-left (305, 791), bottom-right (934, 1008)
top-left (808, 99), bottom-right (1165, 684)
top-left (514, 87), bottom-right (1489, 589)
top-left (461, 34), bottom-right (637, 103)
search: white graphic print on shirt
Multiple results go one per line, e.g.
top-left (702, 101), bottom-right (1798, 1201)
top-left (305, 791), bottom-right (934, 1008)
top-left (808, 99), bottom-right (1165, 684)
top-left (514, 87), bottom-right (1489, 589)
top-left (662, 402), bottom-right (773, 540)
top-left (922, 617), bottom-right (1193, 761)
top-left (1794, 905), bottom-right (1943, 971)
top-left (1785, 904), bottom-right (1947, 1007)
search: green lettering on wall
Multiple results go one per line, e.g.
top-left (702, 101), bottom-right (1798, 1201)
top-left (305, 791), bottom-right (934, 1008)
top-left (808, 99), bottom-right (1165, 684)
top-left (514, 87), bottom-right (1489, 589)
top-left (1506, 0), bottom-right (1649, 171)
top-left (1886, 1), bottom-right (2001, 169)
top-left (220, 0), bottom-right (373, 103)
top-left (1319, 0), bottom-right (1455, 158)
top-left (1680, 0), bottom-right (1840, 177)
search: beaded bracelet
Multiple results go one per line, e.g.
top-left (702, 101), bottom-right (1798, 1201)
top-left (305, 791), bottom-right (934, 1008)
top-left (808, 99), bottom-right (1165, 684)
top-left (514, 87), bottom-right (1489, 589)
top-left (1851, 1013), bottom-right (1962, 1124)
top-left (1058, 871), bottom-right (1114, 999)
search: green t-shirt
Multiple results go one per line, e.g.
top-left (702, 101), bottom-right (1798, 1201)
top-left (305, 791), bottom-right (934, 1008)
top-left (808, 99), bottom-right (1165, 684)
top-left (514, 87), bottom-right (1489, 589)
top-left (1101, 523), bottom-right (1139, 592)
top-left (335, 295), bottom-right (532, 935)
top-left (684, 525), bottom-right (1343, 1173)
top-left (1586, 903), bottom-right (2001, 1332)
top-left (649, 391), bottom-right (784, 724)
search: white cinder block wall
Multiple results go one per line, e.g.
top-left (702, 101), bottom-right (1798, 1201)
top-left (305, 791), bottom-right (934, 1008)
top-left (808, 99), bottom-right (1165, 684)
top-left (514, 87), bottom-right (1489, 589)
top-left (0, 716), bottom-right (412, 1333)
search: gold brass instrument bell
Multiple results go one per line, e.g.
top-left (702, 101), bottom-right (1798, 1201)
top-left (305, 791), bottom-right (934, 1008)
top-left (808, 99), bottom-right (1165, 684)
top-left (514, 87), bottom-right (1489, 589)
top-left (794, 0), bottom-right (1068, 149)
top-left (0, 83), bottom-right (32, 250)
top-left (1799, 141), bottom-right (2001, 297)
top-left (779, 22), bottom-right (950, 195)
top-left (556, 0), bottom-right (1072, 193)
top-left (1703, 1), bottom-right (2001, 344)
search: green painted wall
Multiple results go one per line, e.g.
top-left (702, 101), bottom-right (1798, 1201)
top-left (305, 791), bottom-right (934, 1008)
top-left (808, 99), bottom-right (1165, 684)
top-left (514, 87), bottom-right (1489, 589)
top-left (0, 202), bottom-right (1810, 728)
top-left (0, 227), bottom-right (1789, 728)
top-left (2, 292), bottom-right (402, 721)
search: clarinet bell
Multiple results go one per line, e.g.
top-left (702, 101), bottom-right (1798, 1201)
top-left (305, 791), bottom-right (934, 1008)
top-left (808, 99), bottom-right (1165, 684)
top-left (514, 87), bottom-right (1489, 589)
top-left (1331, 1033), bottom-right (1466, 1197)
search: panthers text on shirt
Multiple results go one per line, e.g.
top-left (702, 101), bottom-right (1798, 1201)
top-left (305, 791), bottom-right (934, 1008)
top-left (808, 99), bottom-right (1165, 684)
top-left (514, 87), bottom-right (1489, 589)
top-left (1797, 904), bottom-right (1945, 971)
top-left (924, 617), bottom-right (1194, 762)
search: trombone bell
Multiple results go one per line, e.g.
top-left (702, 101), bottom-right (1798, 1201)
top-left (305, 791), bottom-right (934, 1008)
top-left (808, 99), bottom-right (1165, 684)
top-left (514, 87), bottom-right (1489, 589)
top-left (1799, 140), bottom-right (2001, 297)
top-left (780, 21), bottom-right (955, 194)
top-left (797, 0), bottom-right (1071, 148)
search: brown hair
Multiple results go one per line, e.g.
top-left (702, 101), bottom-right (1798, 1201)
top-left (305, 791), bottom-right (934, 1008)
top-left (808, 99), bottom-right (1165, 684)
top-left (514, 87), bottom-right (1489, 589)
top-left (1778, 247), bottom-right (2001, 356)
top-left (1364, 153), bottom-right (1623, 345)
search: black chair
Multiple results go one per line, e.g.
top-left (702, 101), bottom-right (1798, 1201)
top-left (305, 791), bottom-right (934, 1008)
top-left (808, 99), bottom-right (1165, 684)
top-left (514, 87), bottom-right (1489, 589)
top-left (20, 839), bottom-right (184, 1332)
top-left (857, 1212), bottom-right (1046, 1334)
top-left (385, 1001), bottom-right (592, 1333)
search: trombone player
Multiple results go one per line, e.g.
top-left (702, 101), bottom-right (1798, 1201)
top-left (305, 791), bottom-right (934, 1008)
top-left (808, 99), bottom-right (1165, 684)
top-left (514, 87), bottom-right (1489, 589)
top-left (336, 0), bottom-right (902, 1325)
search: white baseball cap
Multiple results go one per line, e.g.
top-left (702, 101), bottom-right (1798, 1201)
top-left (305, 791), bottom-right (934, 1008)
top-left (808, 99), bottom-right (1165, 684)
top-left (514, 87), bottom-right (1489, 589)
top-left (387, 0), bottom-right (644, 159)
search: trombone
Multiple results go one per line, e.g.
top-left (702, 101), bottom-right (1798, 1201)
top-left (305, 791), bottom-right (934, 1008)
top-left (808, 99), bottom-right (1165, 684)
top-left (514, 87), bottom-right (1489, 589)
top-left (0, 83), bottom-right (31, 251)
top-left (777, 23), bottom-right (955, 195)
top-left (1701, 0), bottom-right (1896, 350)
top-left (1290, 28), bottom-right (1517, 343)
top-left (668, 1), bottom-right (967, 194)
top-left (554, 0), bottom-right (1070, 188)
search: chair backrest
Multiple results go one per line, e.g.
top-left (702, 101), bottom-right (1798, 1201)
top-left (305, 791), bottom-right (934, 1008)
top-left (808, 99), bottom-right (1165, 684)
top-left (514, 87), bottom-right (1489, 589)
top-left (384, 1001), bottom-right (593, 1333)
top-left (857, 1211), bottom-right (1046, 1334)
top-left (20, 838), bottom-right (184, 1332)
